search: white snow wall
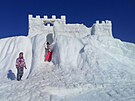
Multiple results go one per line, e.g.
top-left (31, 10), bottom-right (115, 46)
top-left (52, 36), bottom-right (84, 67)
top-left (0, 36), bottom-right (32, 80)
top-left (52, 21), bottom-right (88, 67)
top-left (53, 21), bottom-right (90, 38)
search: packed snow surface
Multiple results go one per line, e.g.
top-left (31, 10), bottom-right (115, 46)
top-left (0, 20), bottom-right (135, 101)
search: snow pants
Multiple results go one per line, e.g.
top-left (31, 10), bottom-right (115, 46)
top-left (17, 67), bottom-right (24, 81)
top-left (45, 51), bottom-right (52, 62)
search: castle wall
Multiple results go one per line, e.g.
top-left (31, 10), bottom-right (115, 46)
top-left (28, 14), bottom-right (113, 38)
top-left (53, 21), bottom-right (90, 38)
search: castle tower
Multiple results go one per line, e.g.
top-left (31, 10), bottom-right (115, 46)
top-left (91, 20), bottom-right (112, 37)
top-left (28, 15), bottom-right (66, 38)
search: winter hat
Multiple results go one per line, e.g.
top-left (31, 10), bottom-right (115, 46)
top-left (19, 52), bottom-right (23, 55)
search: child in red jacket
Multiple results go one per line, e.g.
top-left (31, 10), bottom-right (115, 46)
top-left (45, 42), bottom-right (52, 62)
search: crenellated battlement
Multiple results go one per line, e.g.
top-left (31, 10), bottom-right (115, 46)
top-left (29, 15), bottom-right (66, 25)
top-left (28, 14), bottom-right (66, 37)
top-left (28, 14), bottom-right (112, 38)
top-left (95, 20), bottom-right (111, 25)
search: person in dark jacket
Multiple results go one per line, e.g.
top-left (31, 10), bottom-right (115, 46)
top-left (16, 52), bottom-right (27, 81)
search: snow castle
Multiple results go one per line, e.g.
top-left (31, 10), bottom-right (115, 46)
top-left (1, 14), bottom-right (135, 101)
top-left (28, 14), bottom-right (113, 69)
top-left (28, 15), bottom-right (113, 38)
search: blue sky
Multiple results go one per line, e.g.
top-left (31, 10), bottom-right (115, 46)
top-left (0, 0), bottom-right (135, 43)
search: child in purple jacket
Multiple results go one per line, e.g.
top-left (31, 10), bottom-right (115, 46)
top-left (16, 52), bottom-right (27, 81)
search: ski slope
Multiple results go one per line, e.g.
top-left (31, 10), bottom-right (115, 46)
top-left (0, 19), bottom-right (135, 101)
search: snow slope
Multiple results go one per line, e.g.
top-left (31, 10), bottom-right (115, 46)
top-left (0, 36), bottom-right (32, 80)
top-left (0, 20), bottom-right (135, 101)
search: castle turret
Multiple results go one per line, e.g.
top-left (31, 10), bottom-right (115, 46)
top-left (91, 20), bottom-right (112, 37)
